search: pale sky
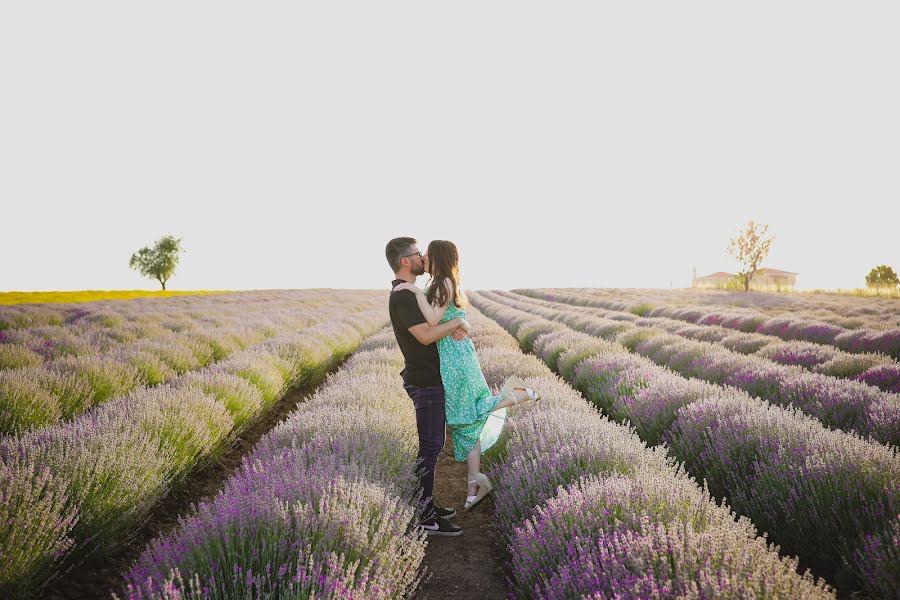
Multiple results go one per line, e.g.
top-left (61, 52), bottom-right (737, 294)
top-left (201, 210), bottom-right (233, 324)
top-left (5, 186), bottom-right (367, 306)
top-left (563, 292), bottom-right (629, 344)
top-left (2, 2), bottom-right (898, 293)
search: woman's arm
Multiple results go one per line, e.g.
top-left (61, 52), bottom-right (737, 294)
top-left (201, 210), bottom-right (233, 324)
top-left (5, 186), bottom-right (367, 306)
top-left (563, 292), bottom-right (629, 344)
top-left (413, 285), bottom-right (449, 326)
top-left (393, 282), bottom-right (449, 326)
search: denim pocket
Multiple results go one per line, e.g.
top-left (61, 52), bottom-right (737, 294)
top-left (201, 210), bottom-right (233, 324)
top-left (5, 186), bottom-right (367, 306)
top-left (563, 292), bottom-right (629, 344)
top-left (403, 384), bottom-right (419, 402)
top-left (405, 385), bottom-right (444, 411)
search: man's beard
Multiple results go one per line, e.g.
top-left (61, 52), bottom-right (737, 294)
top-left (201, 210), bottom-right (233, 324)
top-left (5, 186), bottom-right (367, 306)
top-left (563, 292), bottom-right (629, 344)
top-left (412, 264), bottom-right (425, 276)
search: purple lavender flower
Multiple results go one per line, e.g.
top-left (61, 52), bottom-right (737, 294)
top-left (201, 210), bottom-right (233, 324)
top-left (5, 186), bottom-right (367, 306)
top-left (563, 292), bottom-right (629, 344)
top-left (470, 291), bottom-right (900, 597)
top-left (666, 395), bottom-right (899, 595)
top-left (508, 474), bottom-right (833, 599)
top-left (1, 292), bottom-right (390, 598)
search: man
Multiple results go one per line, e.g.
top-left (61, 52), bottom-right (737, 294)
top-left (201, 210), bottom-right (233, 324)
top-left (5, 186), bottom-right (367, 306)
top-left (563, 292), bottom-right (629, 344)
top-left (386, 237), bottom-right (468, 537)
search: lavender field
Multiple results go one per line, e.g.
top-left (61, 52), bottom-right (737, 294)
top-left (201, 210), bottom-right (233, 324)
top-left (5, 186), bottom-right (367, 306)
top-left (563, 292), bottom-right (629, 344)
top-left (1, 289), bottom-right (897, 599)
top-left (6, 0), bottom-right (900, 596)
top-left (472, 290), bottom-right (899, 599)
top-left (0, 290), bottom-right (389, 598)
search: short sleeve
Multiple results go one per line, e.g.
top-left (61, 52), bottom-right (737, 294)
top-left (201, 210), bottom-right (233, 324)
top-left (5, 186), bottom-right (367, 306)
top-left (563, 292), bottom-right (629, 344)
top-left (394, 291), bottom-right (427, 329)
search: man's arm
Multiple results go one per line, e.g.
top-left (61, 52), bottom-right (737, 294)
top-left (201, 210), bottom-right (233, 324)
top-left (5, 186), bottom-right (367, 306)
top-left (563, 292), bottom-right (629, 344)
top-left (408, 318), bottom-right (468, 346)
top-left (394, 290), bottom-right (466, 345)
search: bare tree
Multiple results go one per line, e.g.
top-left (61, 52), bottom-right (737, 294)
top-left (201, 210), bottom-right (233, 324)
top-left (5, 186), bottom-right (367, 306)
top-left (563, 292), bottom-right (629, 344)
top-left (727, 221), bottom-right (774, 292)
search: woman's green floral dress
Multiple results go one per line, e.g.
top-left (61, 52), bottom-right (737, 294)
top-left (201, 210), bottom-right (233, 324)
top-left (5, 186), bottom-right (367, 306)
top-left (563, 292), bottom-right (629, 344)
top-left (437, 301), bottom-right (508, 461)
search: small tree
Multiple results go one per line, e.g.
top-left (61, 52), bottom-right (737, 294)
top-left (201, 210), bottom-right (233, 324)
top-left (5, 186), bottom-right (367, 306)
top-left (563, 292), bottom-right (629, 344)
top-left (727, 220), bottom-right (774, 292)
top-left (129, 235), bottom-right (184, 290)
top-left (865, 265), bottom-right (899, 295)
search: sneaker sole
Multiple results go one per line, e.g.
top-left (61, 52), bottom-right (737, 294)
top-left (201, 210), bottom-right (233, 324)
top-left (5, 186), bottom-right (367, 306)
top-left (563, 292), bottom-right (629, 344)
top-left (464, 496), bottom-right (488, 511)
top-left (424, 528), bottom-right (464, 537)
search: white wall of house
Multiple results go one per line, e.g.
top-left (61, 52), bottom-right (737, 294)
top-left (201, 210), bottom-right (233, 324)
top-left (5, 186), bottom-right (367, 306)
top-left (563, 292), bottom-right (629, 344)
top-left (691, 271), bottom-right (797, 291)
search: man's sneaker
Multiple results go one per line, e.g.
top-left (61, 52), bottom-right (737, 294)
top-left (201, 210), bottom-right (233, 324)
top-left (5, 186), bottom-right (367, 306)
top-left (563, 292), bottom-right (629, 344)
top-left (435, 503), bottom-right (457, 520)
top-left (419, 516), bottom-right (463, 537)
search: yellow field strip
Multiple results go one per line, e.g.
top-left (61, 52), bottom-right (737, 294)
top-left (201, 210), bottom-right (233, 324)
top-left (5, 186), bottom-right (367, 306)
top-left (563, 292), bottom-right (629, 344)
top-left (0, 290), bottom-right (234, 305)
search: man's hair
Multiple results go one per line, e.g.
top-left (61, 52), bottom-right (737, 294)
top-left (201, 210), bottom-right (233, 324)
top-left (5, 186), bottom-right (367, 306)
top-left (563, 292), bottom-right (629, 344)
top-left (385, 237), bottom-right (417, 273)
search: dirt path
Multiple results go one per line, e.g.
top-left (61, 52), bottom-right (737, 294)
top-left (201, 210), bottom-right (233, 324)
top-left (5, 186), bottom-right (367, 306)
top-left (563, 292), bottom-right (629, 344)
top-left (415, 437), bottom-right (509, 600)
top-left (40, 358), bottom-right (510, 600)
top-left (43, 363), bottom-right (344, 600)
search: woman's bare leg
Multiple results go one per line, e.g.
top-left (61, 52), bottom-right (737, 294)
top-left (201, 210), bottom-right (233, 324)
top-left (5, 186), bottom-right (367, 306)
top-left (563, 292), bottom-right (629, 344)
top-left (492, 388), bottom-right (531, 411)
top-left (466, 387), bottom-right (536, 496)
top-left (467, 440), bottom-right (481, 497)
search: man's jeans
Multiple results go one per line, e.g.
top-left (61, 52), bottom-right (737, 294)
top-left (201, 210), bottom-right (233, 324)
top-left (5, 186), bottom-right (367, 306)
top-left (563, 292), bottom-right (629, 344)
top-left (404, 383), bottom-right (446, 523)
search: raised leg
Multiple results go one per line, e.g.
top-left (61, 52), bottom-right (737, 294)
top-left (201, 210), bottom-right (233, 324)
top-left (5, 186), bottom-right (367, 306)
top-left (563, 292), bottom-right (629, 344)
top-left (467, 440), bottom-right (482, 497)
top-left (492, 388), bottom-right (532, 411)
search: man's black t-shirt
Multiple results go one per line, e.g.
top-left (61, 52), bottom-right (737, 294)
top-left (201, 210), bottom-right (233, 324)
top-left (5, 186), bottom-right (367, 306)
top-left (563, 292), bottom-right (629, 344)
top-left (389, 279), bottom-right (442, 387)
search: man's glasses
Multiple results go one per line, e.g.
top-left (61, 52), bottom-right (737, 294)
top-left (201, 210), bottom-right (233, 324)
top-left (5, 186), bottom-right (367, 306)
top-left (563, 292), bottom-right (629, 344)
top-left (402, 251), bottom-right (422, 258)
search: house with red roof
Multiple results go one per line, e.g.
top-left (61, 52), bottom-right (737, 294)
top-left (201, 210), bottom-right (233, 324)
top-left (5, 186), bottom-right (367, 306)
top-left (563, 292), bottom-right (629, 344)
top-left (692, 267), bottom-right (797, 291)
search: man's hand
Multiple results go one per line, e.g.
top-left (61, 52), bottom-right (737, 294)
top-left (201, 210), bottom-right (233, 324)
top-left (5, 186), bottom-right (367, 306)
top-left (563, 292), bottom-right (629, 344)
top-left (457, 318), bottom-right (471, 335)
top-left (450, 327), bottom-right (467, 341)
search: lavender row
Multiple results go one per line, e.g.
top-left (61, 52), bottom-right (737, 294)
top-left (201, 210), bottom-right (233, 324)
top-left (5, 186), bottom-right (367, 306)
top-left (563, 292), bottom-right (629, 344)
top-left (0, 290), bottom-right (381, 370)
top-left (471, 293), bottom-right (899, 598)
top-left (625, 286), bottom-right (900, 329)
top-left (603, 314), bottom-right (900, 398)
top-left (516, 288), bottom-right (900, 359)
top-left (0, 289), bottom-right (349, 331)
top-left (599, 307), bottom-right (899, 385)
top-left (530, 288), bottom-right (900, 388)
top-left (0, 307), bottom-right (309, 370)
top-left (485, 290), bottom-right (900, 446)
top-left (510, 291), bottom-right (900, 389)
top-left (491, 290), bottom-right (900, 442)
top-left (640, 318), bottom-right (899, 390)
top-left (511, 289), bottom-right (900, 388)
top-left (543, 287), bottom-right (900, 331)
top-left (637, 317), bottom-right (900, 386)
top-left (0, 321), bottom-right (298, 435)
top-left (0, 305), bottom-right (386, 599)
top-left (463, 307), bottom-right (833, 599)
top-left (118, 328), bottom-right (426, 599)
top-left (0, 294), bottom-right (381, 435)
top-left (0, 303), bottom-right (85, 330)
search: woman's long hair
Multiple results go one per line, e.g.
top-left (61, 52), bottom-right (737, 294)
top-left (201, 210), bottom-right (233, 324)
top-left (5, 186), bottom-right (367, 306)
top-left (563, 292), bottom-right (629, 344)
top-left (426, 240), bottom-right (467, 309)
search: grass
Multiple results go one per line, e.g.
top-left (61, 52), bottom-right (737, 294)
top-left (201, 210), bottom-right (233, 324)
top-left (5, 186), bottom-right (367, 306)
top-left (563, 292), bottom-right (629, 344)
top-left (0, 290), bottom-right (233, 305)
top-left (798, 288), bottom-right (900, 299)
top-left (692, 286), bottom-right (899, 299)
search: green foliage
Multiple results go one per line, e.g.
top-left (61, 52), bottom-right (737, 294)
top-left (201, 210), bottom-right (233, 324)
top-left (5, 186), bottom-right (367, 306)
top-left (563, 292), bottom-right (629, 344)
top-left (0, 376), bottom-right (61, 435)
top-left (630, 303), bottom-right (654, 317)
top-left (128, 235), bottom-right (184, 290)
top-left (865, 265), bottom-right (899, 295)
top-left (727, 221), bottom-right (774, 292)
top-left (723, 275), bottom-right (745, 291)
top-left (0, 345), bottom-right (44, 370)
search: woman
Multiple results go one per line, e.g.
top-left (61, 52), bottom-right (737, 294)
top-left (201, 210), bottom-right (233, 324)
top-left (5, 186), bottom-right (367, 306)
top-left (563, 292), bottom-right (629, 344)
top-left (393, 240), bottom-right (540, 511)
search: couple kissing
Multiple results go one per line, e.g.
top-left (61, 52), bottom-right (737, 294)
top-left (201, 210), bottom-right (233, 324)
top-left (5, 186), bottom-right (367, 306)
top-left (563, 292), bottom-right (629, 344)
top-left (385, 237), bottom-right (540, 537)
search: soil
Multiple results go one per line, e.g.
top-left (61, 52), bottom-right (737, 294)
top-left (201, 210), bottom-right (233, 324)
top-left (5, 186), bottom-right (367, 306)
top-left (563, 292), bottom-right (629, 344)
top-left (41, 364), bottom-right (342, 600)
top-left (414, 437), bottom-right (509, 600)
